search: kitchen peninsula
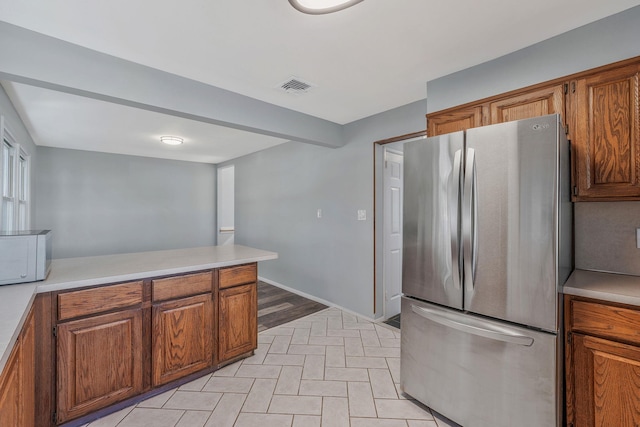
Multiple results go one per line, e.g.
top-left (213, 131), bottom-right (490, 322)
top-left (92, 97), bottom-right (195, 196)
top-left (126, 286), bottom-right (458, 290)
top-left (0, 244), bottom-right (277, 426)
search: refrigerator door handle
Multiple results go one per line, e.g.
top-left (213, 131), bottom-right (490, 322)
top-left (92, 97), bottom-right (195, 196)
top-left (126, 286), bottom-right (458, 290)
top-left (450, 149), bottom-right (463, 290)
top-left (471, 152), bottom-right (478, 279)
top-left (463, 148), bottom-right (478, 288)
top-left (411, 304), bottom-right (535, 347)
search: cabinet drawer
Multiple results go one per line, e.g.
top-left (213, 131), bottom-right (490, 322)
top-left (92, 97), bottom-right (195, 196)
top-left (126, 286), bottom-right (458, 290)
top-left (570, 300), bottom-right (640, 346)
top-left (219, 264), bottom-right (257, 289)
top-left (152, 271), bottom-right (212, 302)
top-left (58, 281), bottom-right (143, 321)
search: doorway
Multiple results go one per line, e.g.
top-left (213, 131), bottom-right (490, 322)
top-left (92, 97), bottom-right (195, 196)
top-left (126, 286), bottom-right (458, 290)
top-left (217, 164), bottom-right (235, 246)
top-left (374, 131), bottom-right (426, 321)
top-left (382, 147), bottom-right (403, 320)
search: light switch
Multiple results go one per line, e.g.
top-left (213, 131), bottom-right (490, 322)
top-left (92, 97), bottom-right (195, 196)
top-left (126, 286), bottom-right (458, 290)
top-left (317, 209), bottom-right (322, 219)
top-left (357, 210), bottom-right (366, 221)
top-left (637, 228), bottom-right (640, 249)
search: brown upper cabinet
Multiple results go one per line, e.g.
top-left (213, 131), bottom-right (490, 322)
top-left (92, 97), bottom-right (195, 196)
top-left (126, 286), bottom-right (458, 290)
top-left (426, 105), bottom-right (485, 136)
top-left (489, 84), bottom-right (565, 125)
top-left (427, 83), bottom-right (565, 136)
top-left (572, 64), bottom-right (640, 200)
top-left (427, 56), bottom-right (640, 201)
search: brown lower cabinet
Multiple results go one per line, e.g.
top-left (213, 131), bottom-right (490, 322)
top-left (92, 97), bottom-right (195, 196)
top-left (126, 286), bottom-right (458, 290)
top-left (38, 263), bottom-right (257, 426)
top-left (565, 295), bottom-right (640, 427)
top-left (0, 263), bottom-right (258, 425)
top-left (218, 283), bottom-right (257, 363)
top-left (0, 307), bottom-right (35, 427)
top-left (56, 308), bottom-right (144, 424)
top-left (152, 293), bottom-right (213, 386)
top-left (217, 264), bottom-right (258, 365)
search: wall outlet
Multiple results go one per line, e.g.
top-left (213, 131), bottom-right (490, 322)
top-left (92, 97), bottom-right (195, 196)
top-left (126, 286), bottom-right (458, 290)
top-left (357, 209), bottom-right (366, 221)
top-left (317, 208), bottom-right (322, 219)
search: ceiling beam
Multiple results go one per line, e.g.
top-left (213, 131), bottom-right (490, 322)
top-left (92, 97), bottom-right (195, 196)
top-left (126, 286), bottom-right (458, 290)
top-left (0, 21), bottom-right (345, 148)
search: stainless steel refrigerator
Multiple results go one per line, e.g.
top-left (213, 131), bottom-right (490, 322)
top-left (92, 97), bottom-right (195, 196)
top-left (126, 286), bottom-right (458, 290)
top-left (400, 114), bottom-right (572, 427)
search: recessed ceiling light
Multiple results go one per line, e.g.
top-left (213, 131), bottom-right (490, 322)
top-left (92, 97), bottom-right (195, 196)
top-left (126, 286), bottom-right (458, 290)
top-left (160, 136), bottom-right (184, 146)
top-left (289, 0), bottom-right (364, 14)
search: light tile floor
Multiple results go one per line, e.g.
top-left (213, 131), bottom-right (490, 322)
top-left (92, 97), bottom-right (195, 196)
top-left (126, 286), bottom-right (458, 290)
top-left (84, 307), bottom-right (458, 427)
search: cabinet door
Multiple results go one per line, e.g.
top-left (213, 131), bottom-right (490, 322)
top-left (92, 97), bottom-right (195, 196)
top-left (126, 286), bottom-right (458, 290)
top-left (152, 294), bottom-right (213, 386)
top-left (218, 283), bottom-right (257, 363)
top-left (427, 105), bottom-right (485, 136)
top-left (0, 339), bottom-right (21, 426)
top-left (570, 333), bottom-right (640, 427)
top-left (490, 84), bottom-right (565, 124)
top-left (574, 64), bottom-right (640, 199)
top-left (57, 308), bottom-right (143, 423)
top-left (20, 309), bottom-right (35, 427)
top-left (0, 309), bottom-right (35, 427)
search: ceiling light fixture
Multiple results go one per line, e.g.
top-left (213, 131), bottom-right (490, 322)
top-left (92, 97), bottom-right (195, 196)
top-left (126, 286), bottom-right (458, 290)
top-left (288, 0), bottom-right (364, 15)
top-left (160, 136), bottom-right (184, 146)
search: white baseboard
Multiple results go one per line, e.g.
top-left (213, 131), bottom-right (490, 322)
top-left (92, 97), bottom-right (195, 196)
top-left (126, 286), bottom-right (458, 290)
top-left (258, 276), bottom-right (377, 323)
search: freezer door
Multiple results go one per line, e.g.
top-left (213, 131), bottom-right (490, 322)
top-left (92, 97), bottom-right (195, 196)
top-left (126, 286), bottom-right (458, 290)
top-left (400, 297), bottom-right (560, 427)
top-left (463, 115), bottom-right (566, 332)
top-left (402, 132), bottom-right (464, 309)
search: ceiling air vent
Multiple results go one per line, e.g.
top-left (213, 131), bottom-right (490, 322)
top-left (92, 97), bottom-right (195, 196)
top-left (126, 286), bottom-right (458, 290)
top-left (277, 77), bottom-right (315, 94)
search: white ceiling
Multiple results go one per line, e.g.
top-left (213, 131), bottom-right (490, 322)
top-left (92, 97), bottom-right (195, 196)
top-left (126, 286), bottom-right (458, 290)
top-left (1, 81), bottom-right (289, 163)
top-left (1, 0), bottom-right (640, 163)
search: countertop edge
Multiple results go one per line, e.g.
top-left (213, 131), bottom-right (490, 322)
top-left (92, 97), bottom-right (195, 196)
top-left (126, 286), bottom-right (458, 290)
top-left (562, 285), bottom-right (640, 306)
top-left (562, 269), bottom-right (640, 307)
top-left (35, 253), bottom-right (278, 293)
top-left (0, 285), bottom-right (37, 374)
top-left (0, 245), bottom-right (277, 375)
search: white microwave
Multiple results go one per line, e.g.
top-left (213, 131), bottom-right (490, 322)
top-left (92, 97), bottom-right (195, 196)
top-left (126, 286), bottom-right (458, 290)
top-left (0, 230), bottom-right (52, 285)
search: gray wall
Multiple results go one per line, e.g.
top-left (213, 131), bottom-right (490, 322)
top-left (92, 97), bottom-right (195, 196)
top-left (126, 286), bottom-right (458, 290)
top-left (426, 5), bottom-right (640, 276)
top-left (0, 84), bottom-right (38, 227)
top-left (229, 99), bottom-right (427, 318)
top-left (36, 147), bottom-right (216, 259)
top-left (427, 5), bottom-right (640, 112)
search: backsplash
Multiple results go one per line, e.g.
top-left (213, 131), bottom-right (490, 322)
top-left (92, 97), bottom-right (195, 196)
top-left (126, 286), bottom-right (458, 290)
top-left (575, 201), bottom-right (640, 276)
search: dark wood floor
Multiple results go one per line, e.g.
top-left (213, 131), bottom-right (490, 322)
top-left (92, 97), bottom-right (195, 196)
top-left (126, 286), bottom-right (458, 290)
top-left (257, 281), bottom-right (328, 332)
top-left (384, 313), bottom-right (401, 329)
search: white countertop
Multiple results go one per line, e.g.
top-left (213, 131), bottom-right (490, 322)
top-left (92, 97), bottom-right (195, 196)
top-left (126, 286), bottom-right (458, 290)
top-left (0, 245), bottom-right (277, 373)
top-left (563, 269), bottom-right (640, 306)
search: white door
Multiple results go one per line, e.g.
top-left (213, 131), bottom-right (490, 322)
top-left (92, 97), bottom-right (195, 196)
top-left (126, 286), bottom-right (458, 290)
top-left (217, 165), bottom-right (234, 246)
top-left (383, 148), bottom-right (403, 319)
